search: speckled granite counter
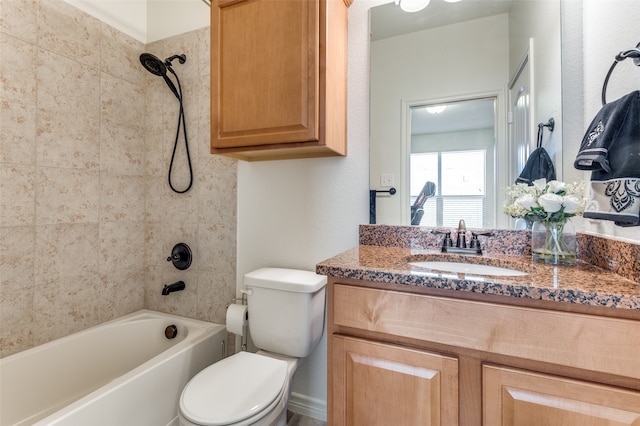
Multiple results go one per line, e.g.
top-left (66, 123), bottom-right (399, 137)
top-left (316, 225), bottom-right (640, 313)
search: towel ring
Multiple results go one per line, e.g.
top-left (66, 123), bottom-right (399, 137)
top-left (601, 41), bottom-right (640, 106)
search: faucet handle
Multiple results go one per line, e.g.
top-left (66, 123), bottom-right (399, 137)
top-left (469, 231), bottom-right (494, 250)
top-left (432, 230), bottom-right (453, 251)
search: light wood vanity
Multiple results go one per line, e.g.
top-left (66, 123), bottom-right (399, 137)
top-left (319, 228), bottom-right (640, 425)
top-left (210, 0), bottom-right (351, 161)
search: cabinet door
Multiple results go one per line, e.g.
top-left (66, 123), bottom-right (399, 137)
top-left (211, 0), bottom-right (319, 149)
top-left (483, 365), bottom-right (640, 425)
top-left (332, 335), bottom-right (458, 426)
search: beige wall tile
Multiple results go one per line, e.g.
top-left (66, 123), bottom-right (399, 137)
top-left (144, 178), bottom-right (165, 222)
top-left (196, 27), bottom-right (211, 77)
top-left (0, 164), bottom-right (35, 227)
top-left (35, 167), bottom-right (99, 225)
top-left (0, 98), bottom-right (36, 165)
top-left (0, 287), bottom-right (34, 357)
top-left (163, 183), bottom-right (199, 224)
top-left (196, 271), bottom-right (235, 324)
top-left (35, 223), bottom-right (99, 286)
top-left (99, 221), bottom-right (145, 273)
top-left (144, 129), bottom-right (165, 176)
top-left (101, 73), bottom-right (144, 130)
top-left (37, 48), bottom-right (100, 120)
top-left (36, 109), bottom-right (100, 170)
top-left (143, 78), bottom-right (167, 130)
top-left (100, 121), bottom-right (145, 176)
top-left (99, 175), bottom-right (145, 222)
top-left (1, 1), bottom-right (237, 355)
top-left (0, 33), bottom-right (37, 101)
top-left (198, 169), bottom-right (237, 225)
top-left (100, 267), bottom-right (145, 322)
top-left (0, 226), bottom-right (35, 292)
top-left (31, 274), bottom-right (104, 345)
top-left (0, 0), bottom-right (38, 43)
top-left (37, 0), bottom-right (101, 67)
top-left (100, 23), bottom-right (145, 86)
top-left (196, 223), bottom-right (236, 276)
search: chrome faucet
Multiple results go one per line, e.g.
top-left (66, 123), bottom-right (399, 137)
top-left (433, 220), bottom-right (493, 255)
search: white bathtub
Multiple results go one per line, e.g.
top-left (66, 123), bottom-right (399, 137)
top-left (0, 310), bottom-right (227, 426)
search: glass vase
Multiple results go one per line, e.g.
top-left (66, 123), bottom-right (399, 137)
top-left (531, 220), bottom-right (577, 265)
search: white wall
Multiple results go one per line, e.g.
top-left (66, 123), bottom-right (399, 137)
top-left (235, 1), bottom-right (372, 416)
top-left (63, 0), bottom-right (209, 43)
top-left (509, 0), bottom-right (563, 176)
top-left (370, 14), bottom-right (509, 226)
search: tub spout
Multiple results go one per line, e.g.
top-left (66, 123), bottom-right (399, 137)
top-left (162, 281), bottom-right (185, 296)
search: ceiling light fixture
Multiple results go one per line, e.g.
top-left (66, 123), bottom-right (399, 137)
top-left (394, 0), bottom-right (431, 13)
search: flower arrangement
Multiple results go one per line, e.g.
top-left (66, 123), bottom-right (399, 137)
top-left (504, 178), bottom-right (587, 224)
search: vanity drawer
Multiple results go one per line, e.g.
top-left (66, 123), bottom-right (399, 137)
top-left (332, 284), bottom-right (640, 379)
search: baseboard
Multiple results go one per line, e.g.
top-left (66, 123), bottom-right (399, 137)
top-left (287, 392), bottom-right (327, 422)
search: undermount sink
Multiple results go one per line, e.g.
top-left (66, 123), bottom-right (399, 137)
top-left (410, 261), bottom-right (529, 277)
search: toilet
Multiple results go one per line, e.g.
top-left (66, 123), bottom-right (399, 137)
top-left (178, 267), bottom-right (327, 426)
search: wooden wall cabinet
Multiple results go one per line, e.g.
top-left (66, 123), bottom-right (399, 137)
top-left (328, 281), bottom-right (640, 425)
top-left (210, 0), bottom-right (351, 161)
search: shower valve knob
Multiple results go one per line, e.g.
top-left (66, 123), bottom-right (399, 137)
top-left (167, 243), bottom-right (192, 270)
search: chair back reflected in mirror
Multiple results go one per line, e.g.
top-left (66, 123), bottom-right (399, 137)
top-left (411, 181), bottom-right (436, 225)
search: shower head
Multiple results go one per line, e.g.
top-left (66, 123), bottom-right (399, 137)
top-left (140, 53), bottom-right (167, 76)
top-left (139, 52), bottom-right (186, 100)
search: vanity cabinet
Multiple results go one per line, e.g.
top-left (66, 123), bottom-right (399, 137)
top-left (328, 281), bottom-right (640, 425)
top-left (210, 0), bottom-right (350, 161)
top-left (332, 335), bottom-right (459, 425)
top-left (483, 365), bottom-right (640, 425)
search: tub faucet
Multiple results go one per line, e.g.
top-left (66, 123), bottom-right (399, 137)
top-left (162, 281), bottom-right (186, 295)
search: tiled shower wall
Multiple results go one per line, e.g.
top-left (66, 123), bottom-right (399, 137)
top-left (0, 0), bottom-right (236, 357)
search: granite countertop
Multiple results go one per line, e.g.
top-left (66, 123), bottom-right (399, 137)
top-left (316, 226), bottom-right (640, 313)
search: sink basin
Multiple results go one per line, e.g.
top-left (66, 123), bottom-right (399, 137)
top-left (410, 261), bottom-right (528, 277)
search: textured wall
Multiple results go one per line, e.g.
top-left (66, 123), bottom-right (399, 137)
top-left (0, 0), bottom-right (236, 358)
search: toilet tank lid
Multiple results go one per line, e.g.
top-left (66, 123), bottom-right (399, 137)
top-left (244, 268), bottom-right (327, 293)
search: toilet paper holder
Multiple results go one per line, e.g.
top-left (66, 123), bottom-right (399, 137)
top-left (226, 291), bottom-right (249, 353)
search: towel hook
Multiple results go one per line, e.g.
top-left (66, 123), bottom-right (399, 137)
top-left (536, 118), bottom-right (554, 148)
top-left (601, 41), bottom-right (640, 106)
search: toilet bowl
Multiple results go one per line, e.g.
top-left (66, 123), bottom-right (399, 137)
top-left (178, 351), bottom-right (299, 426)
top-left (178, 268), bottom-right (327, 426)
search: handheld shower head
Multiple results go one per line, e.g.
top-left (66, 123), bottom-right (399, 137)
top-left (140, 53), bottom-right (167, 76)
top-left (139, 52), bottom-right (186, 100)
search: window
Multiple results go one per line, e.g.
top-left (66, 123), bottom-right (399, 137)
top-left (410, 150), bottom-right (486, 228)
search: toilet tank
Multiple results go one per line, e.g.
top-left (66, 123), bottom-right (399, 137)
top-left (244, 268), bottom-right (327, 358)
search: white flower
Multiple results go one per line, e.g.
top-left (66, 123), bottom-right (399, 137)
top-left (532, 178), bottom-right (547, 191)
top-left (547, 180), bottom-right (566, 193)
top-left (563, 194), bottom-right (584, 214)
top-left (537, 193), bottom-right (564, 213)
top-left (515, 194), bottom-right (536, 210)
top-left (503, 179), bottom-right (587, 221)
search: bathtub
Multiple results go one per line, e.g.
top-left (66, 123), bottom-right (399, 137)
top-left (0, 310), bottom-right (227, 426)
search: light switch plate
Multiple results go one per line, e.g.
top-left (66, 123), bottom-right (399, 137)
top-left (380, 173), bottom-right (394, 187)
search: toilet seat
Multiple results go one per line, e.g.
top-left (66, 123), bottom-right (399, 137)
top-left (179, 352), bottom-right (288, 426)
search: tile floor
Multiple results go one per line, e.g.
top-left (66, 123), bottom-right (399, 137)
top-left (286, 410), bottom-right (326, 426)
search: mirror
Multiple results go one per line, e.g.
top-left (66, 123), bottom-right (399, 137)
top-left (369, 0), bottom-right (562, 228)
